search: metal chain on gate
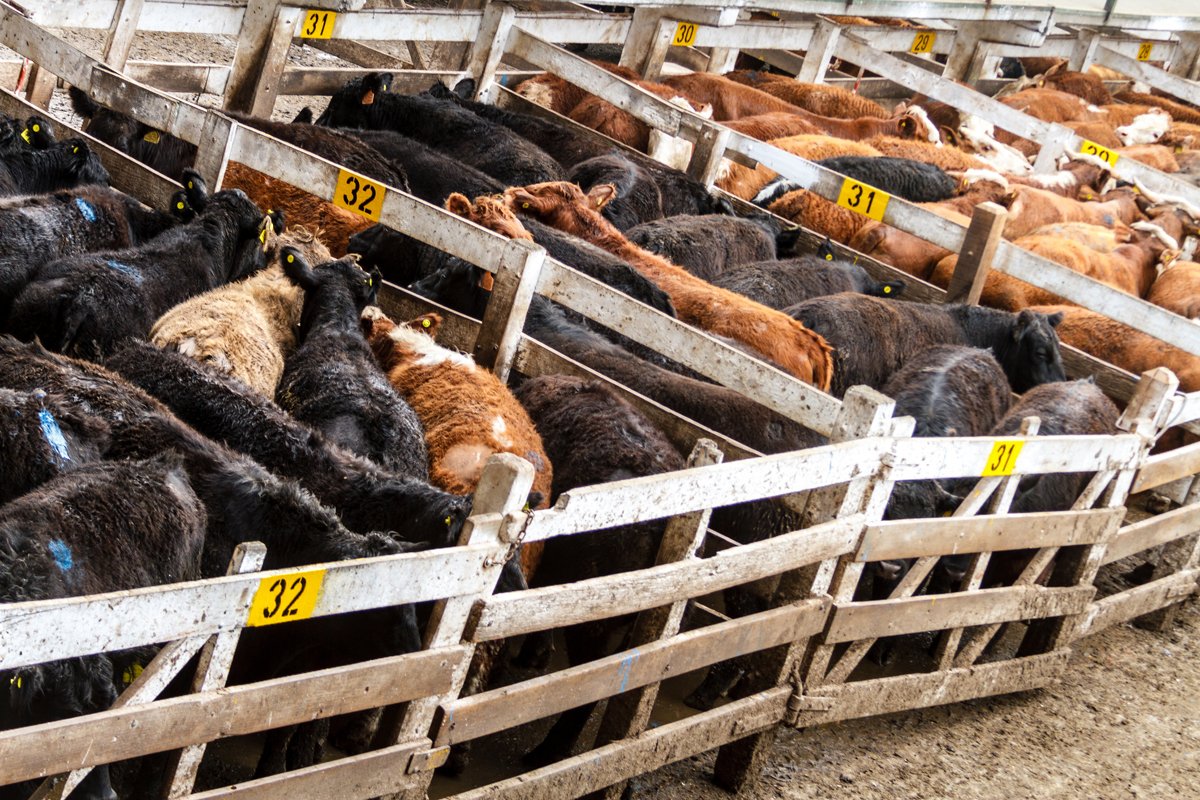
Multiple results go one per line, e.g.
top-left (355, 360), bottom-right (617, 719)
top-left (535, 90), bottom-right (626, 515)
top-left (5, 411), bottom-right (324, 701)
top-left (485, 507), bottom-right (534, 568)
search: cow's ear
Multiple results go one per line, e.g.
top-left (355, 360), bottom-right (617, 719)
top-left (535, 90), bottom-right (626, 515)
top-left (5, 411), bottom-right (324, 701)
top-left (452, 77), bottom-right (476, 99)
top-left (445, 193), bottom-right (472, 217)
top-left (280, 247), bottom-right (319, 291)
top-left (588, 183), bottom-right (617, 210)
top-left (1047, 311), bottom-right (1064, 328)
top-left (940, 125), bottom-right (960, 147)
top-left (898, 117), bottom-right (912, 133)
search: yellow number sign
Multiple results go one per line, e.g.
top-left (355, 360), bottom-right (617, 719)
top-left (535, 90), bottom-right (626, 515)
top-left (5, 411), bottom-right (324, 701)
top-left (982, 440), bottom-right (1024, 477)
top-left (1078, 138), bottom-right (1120, 168)
top-left (247, 569), bottom-right (326, 627)
top-left (1137, 42), bottom-right (1153, 62)
top-left (672, 21), bottom-right (698, 47)
top-left (301, 9), bottom-right (337, 39)
top-left (333, 169), bottom-right (385, 221)
top-left (836, 178), bottom-right (890, 221)
top-left (910, 32), bottom-right (937, 54)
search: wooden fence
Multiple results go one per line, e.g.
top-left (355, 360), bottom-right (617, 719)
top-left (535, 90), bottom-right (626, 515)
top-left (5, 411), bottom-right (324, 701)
top-left (0, 3), bottom-right (1199, 799)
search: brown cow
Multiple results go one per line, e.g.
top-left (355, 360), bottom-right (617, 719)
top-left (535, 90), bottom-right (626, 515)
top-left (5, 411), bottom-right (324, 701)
top-left (1148, 261), bottom-right (1200, 318)
top-left (495, 185), bottom-right (835, 390)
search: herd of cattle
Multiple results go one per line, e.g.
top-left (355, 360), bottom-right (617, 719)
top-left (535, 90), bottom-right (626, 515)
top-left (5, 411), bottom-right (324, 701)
top-left (0, 46), bottom-right (1197, 800)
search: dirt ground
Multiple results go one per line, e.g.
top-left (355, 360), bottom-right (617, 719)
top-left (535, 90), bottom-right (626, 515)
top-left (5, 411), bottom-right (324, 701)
top-left (637, 603), bottom-right (1199, 800)
top-left (14, 21), bottom-right (1200, 800)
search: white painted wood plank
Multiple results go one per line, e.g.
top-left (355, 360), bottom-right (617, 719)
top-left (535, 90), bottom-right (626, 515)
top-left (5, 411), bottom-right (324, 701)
top-left (471, 514), bottom-right (864, 641)
top-left (0, 545), bottom-right (496, 671)
top-left (509, 438), bottom-right (884, 543)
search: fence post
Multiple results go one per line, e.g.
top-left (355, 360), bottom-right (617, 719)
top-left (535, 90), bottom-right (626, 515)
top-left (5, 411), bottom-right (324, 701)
top-left (472, 239), bottom-right (545, 383)
top-left (1067, 29), bottom-right (1101, 72)
top-left (942, 22), bottom-right (983, 81)
top-left (684, 124), bottom-right (730, 187)
top-left (796, 18), bottom-right (841, 84)
top-left (102, 0), bottom-right (145, 71)
top-left (427, 0), bottom-right (484, 71)
top-left (706, 47), bottom-right (740, 74)
top-left (379, 454), bottom-right (536, 800)
top-left (1020, 368), bottom-right (1178, 655)
top-left (24, 64), bottom-right (55, 109)
top-left (160, 542), bottom-right (269, 799)
top-left (27, 543), bottom-right (267, 800)
top-left (712, 387), bottom-right (895, 794)
top-left (1169, 33), bottom-right (1200, 79)
top-left (192, 114), bottom-right (236, 193)
top-left (588, 439), bottom-right (724, 800)
top-left (946, 201), bottom-right (1007, 305)
top-left (465, 1), bottom-right (516, 104)
top-left (223, 0), bottom-right (304, 117)
top-left (618, 8), bottom-right (665, 75)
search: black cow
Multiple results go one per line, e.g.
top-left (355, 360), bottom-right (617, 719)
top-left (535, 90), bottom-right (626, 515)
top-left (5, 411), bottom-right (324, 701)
top-left (0, 454), bottom-right (206, 800)
top-left (277, 248), bottom-right (428, 476)
top-left (0, 185), bottom-right (179, 325)
top-left (8, 186), bottom-right (268, 358)
top-left (0, 138), bottom-right (109, 197)
top-left (429, 79), bottom-right (732, 216)
top-left (315, 72), bottom-right (563, 186)
top-left (105, 339), bottom-right (469, 548)
top-left (628, 215), bottom-right (800, 281)
top-left (714, 253), bottom-right (906, 308)
top-left (787, 293), bottom-right (1066, 397)
top-left (568, 153), bottom-right (664, 230)
top-left (0, 387), bottom-right (111, 505)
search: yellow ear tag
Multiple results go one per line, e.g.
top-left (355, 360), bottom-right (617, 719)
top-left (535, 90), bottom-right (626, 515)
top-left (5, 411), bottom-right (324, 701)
top-left (20, 128), bottom-right (30, 143)
top-left (421, 319), bottom-right (431, 328)
top-left (522, 203), bottom-right (529, 209)
top-left (381, 84), bottom-right (388, 92)
top-left (287, 254), bottom-right (295, 264)
top-left (1176, 146), bottom-right (1184, 153)
top-left (176, 201), bottom-right (185, 211)
top-left (444, 515), bottom-right (453, 526)
top-left (259, 228), bottom-right (267, 244)
top-left (32, 124), bottom-right (39, 133)
top-left (883, 285), bottom-right (892, 294)
top-left (10, 675), bottom-right (21, 689)
top-left (122, 663), bottom-right (143, 686)
top-left (942, 511), bottom-right (953, 517)
top-left (825, 253), bottom-right (833, 261)
top-left (72, 146), bottom-right (79, 154)
top-left (143, 130), bottom-right (160, 144)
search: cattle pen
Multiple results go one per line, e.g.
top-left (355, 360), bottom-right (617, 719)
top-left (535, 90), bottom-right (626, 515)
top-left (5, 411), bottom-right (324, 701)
top-left (0, 1), bottom-right (1199, 799)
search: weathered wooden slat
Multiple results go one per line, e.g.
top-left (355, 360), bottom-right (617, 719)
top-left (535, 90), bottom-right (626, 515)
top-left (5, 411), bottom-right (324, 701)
top-left (888, 434), bottom-right (1141, 482)
top-left (1078, 569), bottom-right (1200, 638)
top-left (857, 508), bottom-right (1124, 562)
top-left (537, 259), bottom-right (842, 435)
top-left (185, 742), bottom-right (426, 800)
top-left (440, 599), bottom-right (827, 746)
top-left (470, 515), bottom-right (863, 642)
top-left (792, 650), bottom-right (1071, 727)
top-left (825, 585), bottom-right (1095, 643)
top-left (1103, 503), bottom-right (1200, 566)
top-left (505, 440), bottom-right (880, 544)
top-left (1093, 44), bottom-right (1200, 107)
top-left (0, 647), bottom-right (466, 785)
top-left (0, 545), bottom-right (494, 671)
top-left (1133, 440), bottom-right (1200, 494)
top-left (449, 688), bottom-right (790, 800)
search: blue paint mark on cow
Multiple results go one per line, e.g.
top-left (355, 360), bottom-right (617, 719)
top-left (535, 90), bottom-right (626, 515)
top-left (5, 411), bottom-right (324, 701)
top-left (106, 260), bottom-right (144, 285)
top-left (48, 539), bottom-right (74, 572)
top-left (616, 648), bottom-right (640, 693)
top-left (75, 198), bottom-right (97, 223)
top-left (38, 408), bottom-right (71, 462)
